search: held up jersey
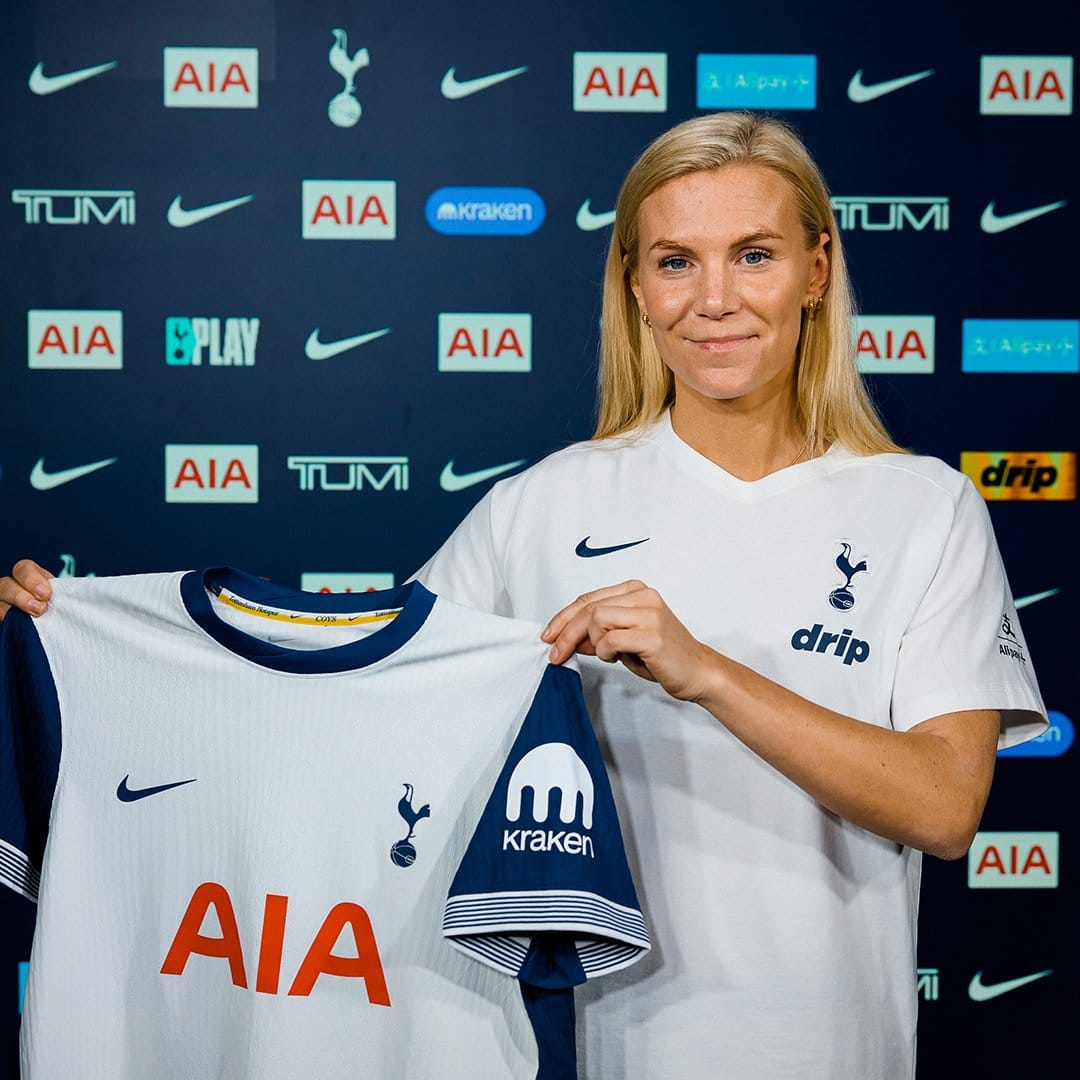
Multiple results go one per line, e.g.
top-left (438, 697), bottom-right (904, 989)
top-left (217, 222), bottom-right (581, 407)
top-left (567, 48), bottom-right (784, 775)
top-left (416, 411), bottom-right (1048, 1080)
top-left (0, 568), bottom-right (649, 1080)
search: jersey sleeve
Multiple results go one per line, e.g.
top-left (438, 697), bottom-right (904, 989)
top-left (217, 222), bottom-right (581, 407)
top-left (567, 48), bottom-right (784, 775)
top-left (443, 663), bottom-right (649, 987)
top-left (0, 610), bottom-right (63, 902)
top-left (891, 477), bottom-right (1047, 746)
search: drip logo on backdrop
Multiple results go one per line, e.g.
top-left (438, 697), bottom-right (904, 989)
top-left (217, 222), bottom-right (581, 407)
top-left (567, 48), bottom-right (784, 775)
top-left (425, 188), bottom-right (544, 236)
top-left (980, 56), bottom-right (1073, 115)
top-left (28, 310), bottom-right (122, 370)
top-left (962, 452), bottom-right (1076, 500)
top-left (831, 196), bottom-right (949, 231)
top-left (166, 445), bottom-right (259, 503)
top-left (12, 189), bottom-right (134, 226)
top-left (166, 318), bottom-right (259, 366)
top-left (854, 316), bottom-right (935, 374)
top-left (327, 28), bottom-right (370, 127)
top-left (438, 314), bottom-right (531, 372)
top-left (697, 54), bottom-right (816, 109)
top-left (573, 52), bottom-right (667, 112)
top-left (962, 319), bottom-right (1078, 373)
top-left (303, 181), bottom-right (396, 239)
top-left (164, 48), bottom-right (258, 108)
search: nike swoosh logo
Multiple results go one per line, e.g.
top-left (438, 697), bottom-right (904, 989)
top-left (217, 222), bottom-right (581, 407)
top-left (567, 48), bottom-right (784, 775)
top-left (968, 969), bottom-right (1053, 1002)
top-left (441, 65), bottom-right (528, 100)
top-left (576, 199), bottom-right (616, 231)
top-left (575, 536), bottom-right (650, 558)
top-left (305, 327), bottom-right (392, 360)
top-left (847, 67), bottom-right (935, 103)
top-left (30, 457), bottom-right (118, 491)
top-left (167, 194), bottom-right (254, 228)
top-left (440, 459), bottom-right (525, 492)
top-left (1014, 588), bottom-right (1060, 610)
top-left (28, 60), bottom-right (118, 95)
top-left (117, 775), bottom-right (197, 803)
top-left (980, 200), bottom-right (1067, 234)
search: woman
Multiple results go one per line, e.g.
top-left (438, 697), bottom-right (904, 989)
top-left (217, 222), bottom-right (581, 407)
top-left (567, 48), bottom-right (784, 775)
top-left (2, 113), bottom-right (1047, 1077)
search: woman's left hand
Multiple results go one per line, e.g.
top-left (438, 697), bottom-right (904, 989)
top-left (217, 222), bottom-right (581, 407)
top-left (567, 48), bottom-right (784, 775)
top-left (541, 580), bottom-right (715, 702)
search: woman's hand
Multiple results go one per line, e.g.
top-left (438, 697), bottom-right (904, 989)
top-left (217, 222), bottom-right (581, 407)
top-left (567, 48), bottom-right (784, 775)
top-left (541, 580), bottom-right (716, 702)
top-left (0, 559), bottom-right (54, 620)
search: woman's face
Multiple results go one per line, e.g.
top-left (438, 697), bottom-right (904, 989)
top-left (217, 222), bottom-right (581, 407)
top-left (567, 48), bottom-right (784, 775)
top-left (630, 164), bottom-right (829, 413)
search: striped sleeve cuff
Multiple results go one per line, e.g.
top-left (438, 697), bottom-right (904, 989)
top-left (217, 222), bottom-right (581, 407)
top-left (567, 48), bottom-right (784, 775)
top-left (0, 838), bottom-right (40, 903)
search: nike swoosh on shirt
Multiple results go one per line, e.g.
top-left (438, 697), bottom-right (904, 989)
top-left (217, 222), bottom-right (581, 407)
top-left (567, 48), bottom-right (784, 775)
top-left (1014, 589), bottom-right (1060, 610)
top-left (847, 68), bottom-right (935, 103)
top-left (305, 327), bottom-right (392, 360)
top-left (28, 60), bottom-right (118, 95)
top-left (30, 457), bottom-right (118, 491)
top-left (117, 775), bottom-right (197, 803)
top-left (576, 200), bottom-right (616, 231)
top-left (980, 200), bottom-right (1067, 234)
top-left (575, 536), bottom-right (650, 558)
top-left (440, 459), bottom-right (525, 492)
top-left (441, 65), bottom-right (528, 99)
top-left (167, 194), bottom-right (254, 228)
top-left (968, 969), bottom-right (1052, 1002)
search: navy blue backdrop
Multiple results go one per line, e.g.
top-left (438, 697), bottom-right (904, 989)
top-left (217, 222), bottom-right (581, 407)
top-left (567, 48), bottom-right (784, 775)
top-left (1, 1), bottom-right (1075, 1075)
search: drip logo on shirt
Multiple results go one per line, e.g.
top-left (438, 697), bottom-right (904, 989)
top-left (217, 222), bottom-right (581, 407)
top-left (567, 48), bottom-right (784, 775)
top-left (390, 783), bottom-right (430, 867)
top-left (829, 542), bottom-right (869, 610)
top-left (327, 28), bottom-right (370, 128)
top-left (502, 743), bottom-right (595, 857)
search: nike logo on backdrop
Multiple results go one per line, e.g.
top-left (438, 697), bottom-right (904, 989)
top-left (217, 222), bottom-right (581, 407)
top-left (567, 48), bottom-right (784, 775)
top-left (847, 68), bottom-right (935, 103)
top-left (30, 457), bottom-right (117, 491)
top-left (441, 65), bottom-right (528, 99)
top-left (167, 194), bottom-right (254, 228)
top-left (576, 200), bottom-right (616, 231)
top-left (117, 775), bottom-right (197, 803)
top-left (29, 60), bottom-right (117, 95)
top-left (575, 536), bottom-right (650, 558)
top-left (1014, 589), bottom-right (1060, 610)
top-left (968, 970), bottom-right (1053, 1002)
top-left (980, 200), bottom-right (1067, 234)
top-left (439, 459), bottom-right (525, 492)
top-left (305, 327), bottom-right (392, 360)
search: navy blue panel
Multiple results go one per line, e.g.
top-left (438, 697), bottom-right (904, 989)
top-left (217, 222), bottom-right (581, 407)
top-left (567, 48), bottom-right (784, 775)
top-left (520, 979), bottom-right (578, 1080)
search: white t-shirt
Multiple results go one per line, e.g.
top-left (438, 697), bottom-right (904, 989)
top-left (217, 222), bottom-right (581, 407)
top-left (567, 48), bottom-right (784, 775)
top-left (0, 567), bottom-right (649, 1080)
top-left (416, 412), bottom-right (1047, 1080)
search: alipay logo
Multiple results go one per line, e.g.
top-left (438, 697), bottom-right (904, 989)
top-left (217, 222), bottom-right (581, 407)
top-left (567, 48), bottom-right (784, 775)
top-left (426, 187), bottom-right (544, 236)
top-left (962, 319), bottom-right (1078, 373)
top-left (697, 54), bottom-right (816, 109)
top-left (503, 742), bottom-right (595, 857)
top-left (998, 711), bottom-right (1074, 757)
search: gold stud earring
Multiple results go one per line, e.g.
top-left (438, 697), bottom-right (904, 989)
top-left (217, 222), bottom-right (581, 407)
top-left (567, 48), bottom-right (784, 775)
top-left (805, 297), bottom-right (823, 319)
top-left (640, 310), bottom-right (652, 328)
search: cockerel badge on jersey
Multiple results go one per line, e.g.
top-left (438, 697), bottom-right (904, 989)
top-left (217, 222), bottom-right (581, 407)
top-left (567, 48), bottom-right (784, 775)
top-left (829, 542), bottom-right (870, 611)
top-left (390, 783), bottom-right (430, 868)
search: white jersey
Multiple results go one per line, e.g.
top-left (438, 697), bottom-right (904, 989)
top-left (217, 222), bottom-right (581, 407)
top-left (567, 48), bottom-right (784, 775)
top-left (416, 411), bottom-right (1047, 1080)
top-left (0, 568), bottom-right (649, 1080)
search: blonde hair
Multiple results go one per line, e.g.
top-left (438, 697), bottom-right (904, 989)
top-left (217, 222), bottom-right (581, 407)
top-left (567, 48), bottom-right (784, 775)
top-left (595, 111), bottom-right (904, 456)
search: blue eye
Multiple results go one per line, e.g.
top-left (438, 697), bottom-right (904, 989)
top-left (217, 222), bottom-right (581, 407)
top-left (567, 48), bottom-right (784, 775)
top-left (742, 249), bottom-right (769, 265)
top-left (659, 255), bottom-right (689, 271)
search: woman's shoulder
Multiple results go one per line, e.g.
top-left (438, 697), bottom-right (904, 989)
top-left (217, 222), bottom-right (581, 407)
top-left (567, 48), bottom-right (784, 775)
top-left (830, 445), bottom-right (976, 505)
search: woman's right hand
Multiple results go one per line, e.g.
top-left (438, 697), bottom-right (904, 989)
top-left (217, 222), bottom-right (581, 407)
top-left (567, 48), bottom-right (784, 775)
top-left (0, 560), bottom-right (54, 620)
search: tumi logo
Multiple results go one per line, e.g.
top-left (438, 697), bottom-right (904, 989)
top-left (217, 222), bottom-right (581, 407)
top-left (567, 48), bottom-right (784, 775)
top-left (968, 831), bottom-right (1058, 888)
top-left (166, 444), bottom-right (258, 503)
top-left (28, 310), bottom-right (122, 370)
top-left (287, 456), bottom-right (409, 493)
top-left (980, 56), bottom-right (1072, 116)
top-left (438, 313), bottom-right (531, 372)
top-left (300, 573), bottom-right (395, 594)
top-left (697, 53), bottom-right (816, 110)
top-left (854, 316), bottom-right (934, 374)
top-left (832, 196), bottom-right (948, 232)
top-left (573, 52), bottom-right (667, 112)
top-left (12, 189), bottom-right (134, 226)
top-left (164, 48), bottom-right (258, 108)
top-left (166, 317), bottom-right (259, 366)
top-left (302, 180), bottom-right (395, 240)
top-left (962, 452), bottom-right (1076, 501)
top-left (961, 319), bottom-right (1078, 373)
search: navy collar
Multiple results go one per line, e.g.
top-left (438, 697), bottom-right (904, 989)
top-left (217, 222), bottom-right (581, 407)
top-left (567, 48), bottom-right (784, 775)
top-left (180, 567), bottom-right (436, 674)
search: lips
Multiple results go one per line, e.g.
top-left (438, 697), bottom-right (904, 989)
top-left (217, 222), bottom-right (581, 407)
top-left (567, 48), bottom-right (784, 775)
top-left (689, 335), bottom-right (753, 353)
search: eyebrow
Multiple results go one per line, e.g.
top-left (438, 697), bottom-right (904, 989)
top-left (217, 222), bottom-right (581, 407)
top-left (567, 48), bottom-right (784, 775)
top-left (646, 230), bottom-right (786, 254)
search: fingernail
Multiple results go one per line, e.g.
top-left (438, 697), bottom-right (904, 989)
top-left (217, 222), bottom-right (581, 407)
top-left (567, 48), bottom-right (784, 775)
top-left (34, 585), bottom-right (50, 600)
top-left (29, 600), bottom-right (46, 616)
top-left (548, 645), bottom-right (559, 662)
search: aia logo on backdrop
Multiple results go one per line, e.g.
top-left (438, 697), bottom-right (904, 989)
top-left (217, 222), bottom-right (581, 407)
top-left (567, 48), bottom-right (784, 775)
top-left (438, 314), bottom-right (531, 372)
top-left (980, 56), bottom-right (1072, 115)
top-left (299, 573), bottom-right (395, 593)
top-left (962, 452), bottom-right (1076, 501)
top-left (854, 316), bottom-right (934, 374)
top-left (165, 445), bottom-right (258, 503)
top-left (573, 52), bottom-right (667, 112)
top-left (28, 310), bottom-right (122, 370)
top-left (302, 181), bottom-right (396, 239)
top-left (164, 48), bottom-right (258, 108)
top-left (968, 831), bottom-right (1058, 888)
top-left (166, 317), bottom-right (260, 366)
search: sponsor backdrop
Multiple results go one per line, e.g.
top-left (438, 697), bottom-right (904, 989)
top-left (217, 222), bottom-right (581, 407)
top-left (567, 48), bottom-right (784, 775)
top-left (1, 0), bottom-right (1074, 1074)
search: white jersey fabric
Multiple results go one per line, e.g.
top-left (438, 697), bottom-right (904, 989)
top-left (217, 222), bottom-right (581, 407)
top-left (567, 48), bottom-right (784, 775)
top-left (0, 568), bottom-right (649, 1080)
top-left (416, 411), bottom-right (1047, 1080)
